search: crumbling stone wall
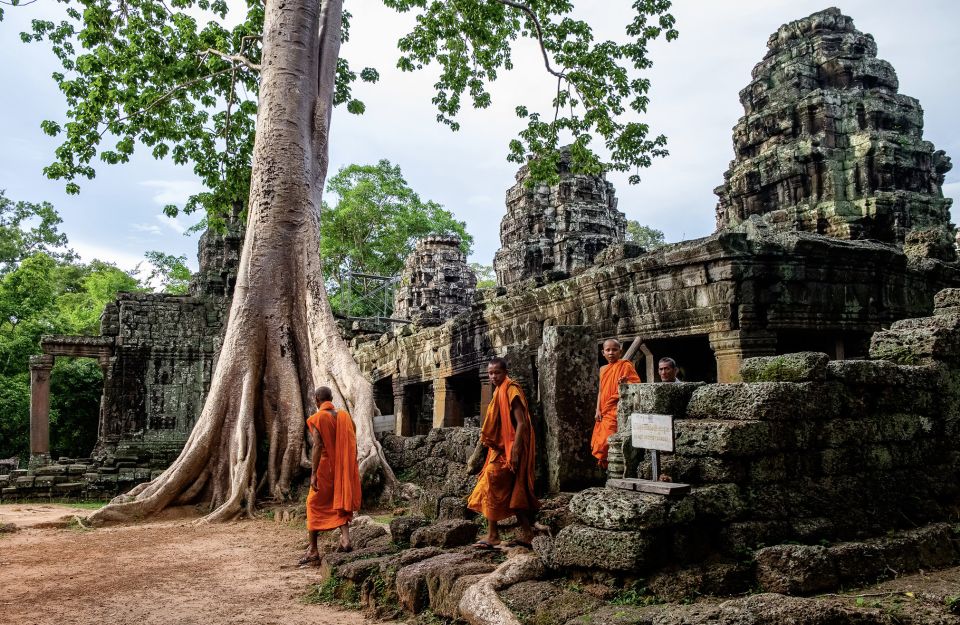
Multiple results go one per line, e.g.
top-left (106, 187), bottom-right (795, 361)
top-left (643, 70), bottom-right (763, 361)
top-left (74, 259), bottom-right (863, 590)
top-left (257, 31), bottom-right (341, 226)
top-left (715, 8), bottom-right (955, 261)
top-left (393, 235), bottom-right (477, 326)
top-left (97, 292), bottom-right (227, 463)
top-left (494, 147), bottom-right (626, 287)
top-left (542, 288), bottom-right (960, 582)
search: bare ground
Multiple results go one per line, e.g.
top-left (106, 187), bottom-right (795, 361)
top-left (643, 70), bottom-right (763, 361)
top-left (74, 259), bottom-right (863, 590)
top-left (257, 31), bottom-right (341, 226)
top-left (0, 503), bottom-right (378, 625)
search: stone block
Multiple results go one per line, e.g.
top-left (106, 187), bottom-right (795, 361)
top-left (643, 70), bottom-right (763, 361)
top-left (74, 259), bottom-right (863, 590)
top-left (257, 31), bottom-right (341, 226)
top-left (825, 359), bottom-right (900, 384)
top-left (15, 476), bottom-right (35, 487)
top-left (538, 325), bottom-right (601, 492)
top-left (755, 544), bottom-right (839, 595)
top-left (67, 464), bottom-right (89, 475)
top-left (351, 521), bottom-right (389, 549)
top-left (395, 552), bottom-right (479, 613)
top-left (319, 536), bottom-right (394, 579)
top-left (552, 524), bottom-right (657, 572)
top-left (616, 382), bottom-right (703, 429)
top-left (871, 315), bottom-right (960, 365)
top-left (689, 484), bottom-right (746, 522)
top-left (934, 288), bottom-right (960, 315)
top-left (409, 519), bottom-right (478, 548)
top-left (568, 487), bottom-right (670, 531)
top-left (501, 582), bottom-right (603, 625)
top-left (740, 352), bottom-right (829, 383)
top-left (686, 382), bottom-right (838, 421)
top-left (34, 475), bottom-right (56, 487)
top-left (674, 419), bottom-right (805, 456)
top-left (34, 464), bottom-right (66, 476)
top-left (389, 516), bottom-right (430, 545)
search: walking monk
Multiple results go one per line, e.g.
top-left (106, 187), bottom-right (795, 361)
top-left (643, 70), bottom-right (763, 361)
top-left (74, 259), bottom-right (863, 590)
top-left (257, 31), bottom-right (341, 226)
top-left (468, 357), bottom-right (539, 548)
top-left (299, 387), bottom-right (361, 565)
top-left (591, 339), bottom-right (641, 468)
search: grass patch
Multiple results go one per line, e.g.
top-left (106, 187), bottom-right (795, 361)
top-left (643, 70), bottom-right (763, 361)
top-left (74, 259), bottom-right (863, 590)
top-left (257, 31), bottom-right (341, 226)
top-left (302, 576), bottom-right (360, 608)
top-left (610, 582), bottom-right (661, 607)
top-left (17, 499), bottom-right (107, 509)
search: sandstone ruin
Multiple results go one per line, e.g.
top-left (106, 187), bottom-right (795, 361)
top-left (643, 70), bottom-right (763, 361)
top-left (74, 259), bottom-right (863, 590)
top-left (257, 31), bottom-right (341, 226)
top-left (3, 10), bottom-right (960, 619)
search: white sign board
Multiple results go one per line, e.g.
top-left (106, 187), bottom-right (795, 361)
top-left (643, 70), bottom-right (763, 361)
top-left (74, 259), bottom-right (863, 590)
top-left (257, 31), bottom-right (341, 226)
top-left (630, 413), bottom-right (674, 452)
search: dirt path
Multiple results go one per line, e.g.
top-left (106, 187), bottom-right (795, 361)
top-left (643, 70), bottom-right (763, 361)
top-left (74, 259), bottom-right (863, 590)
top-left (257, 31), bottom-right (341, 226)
top-left (0, 504), bottom-right (377, 625)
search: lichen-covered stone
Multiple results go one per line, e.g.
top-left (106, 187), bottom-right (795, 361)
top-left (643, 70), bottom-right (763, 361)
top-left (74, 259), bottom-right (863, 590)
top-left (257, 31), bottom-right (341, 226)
top-left (395, 551), bottom-right (494, 614)
top-left (390, 516), bottom-right (430, 545)
top-left (754, 544), bottom-right (839, 595)
top-left (568, 487), bottom-right (670, 531)
top-left (870, 314), bottom-right (960, 365)
top-left (686, 383), bottom-right (840, 421)
top-left (616, 382), bottom-right (703, 429)
top-left (410, 519), bottom-right (478, 548)
top-left (715, 8), bottom-right (955, 263)
top-left (552, 524), bottom-right (657, 572)
top-left (394, 235), bottom-right (477, 326)
top-left (495, 146), bottom-right (626, 286)
top-left (500, 581), bottom-right (603, 625)
top-left (740, 352), bottom-right (829, 383)
top-left (825, 359), bottom-right (900, 384)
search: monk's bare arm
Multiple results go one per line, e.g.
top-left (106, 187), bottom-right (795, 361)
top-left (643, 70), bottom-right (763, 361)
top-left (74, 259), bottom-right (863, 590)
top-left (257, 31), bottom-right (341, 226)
top-left (510, 397), bottom-right (526, 472)
top-left (310, 429), bottom-right (323, 491)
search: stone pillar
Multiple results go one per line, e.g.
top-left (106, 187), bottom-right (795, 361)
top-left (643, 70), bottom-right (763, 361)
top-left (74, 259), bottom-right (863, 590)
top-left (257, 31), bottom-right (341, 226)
top-left (432, 378), bottom-right (462, 428)
top-left (479, 371), bottom-right (493, 425)
top-left (394, 379), bottom-right (412, 436)
top-left (538, 326), bottom-right (601, 493)
top-left (29, 354), bottom-right (54, 467)
top-left (709, 330), bottom-right (777, 382)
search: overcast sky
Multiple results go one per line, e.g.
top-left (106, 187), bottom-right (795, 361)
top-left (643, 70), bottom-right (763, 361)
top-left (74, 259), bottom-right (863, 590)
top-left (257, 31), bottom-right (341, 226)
top-left (1, 1), bottom-right (957, 272)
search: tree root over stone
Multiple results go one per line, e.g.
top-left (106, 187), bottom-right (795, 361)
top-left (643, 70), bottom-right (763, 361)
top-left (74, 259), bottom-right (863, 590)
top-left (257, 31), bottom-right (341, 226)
top-left (459, 553), bottom-right (546, 625)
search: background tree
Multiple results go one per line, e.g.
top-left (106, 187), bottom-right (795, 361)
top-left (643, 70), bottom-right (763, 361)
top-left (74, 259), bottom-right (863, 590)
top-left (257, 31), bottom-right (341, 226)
top-left (11, 0), bottom-right (677, 523)
top-left (141, 251), bottom-right (192, 295)
top-left (469, 263), bottom-right (497, 289)
top-left (322, 159), bottom-right (472, 317)
top-left (626, 220), bottom-right (666, 250)
top-left (0, 194), bottom-right (145, 462)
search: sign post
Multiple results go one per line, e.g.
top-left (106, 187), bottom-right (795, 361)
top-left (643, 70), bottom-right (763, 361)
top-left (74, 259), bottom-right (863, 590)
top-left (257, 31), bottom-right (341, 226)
top-left (607, 413), bottom-right (690, 498)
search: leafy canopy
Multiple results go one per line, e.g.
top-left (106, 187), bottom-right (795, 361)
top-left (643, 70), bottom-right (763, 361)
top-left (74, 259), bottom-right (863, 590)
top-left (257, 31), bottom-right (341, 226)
top-left (15, 0), bottom-right (676, 220)
top-left (625, 220), bottom-right (665, 250)
top-left (321, 159), bottom-right (471, 316)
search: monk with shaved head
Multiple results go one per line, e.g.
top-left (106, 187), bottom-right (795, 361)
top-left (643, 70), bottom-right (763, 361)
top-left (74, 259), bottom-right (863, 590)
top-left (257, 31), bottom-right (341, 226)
top-left (590, 339), bottom-right (641, 468)
top-left (299, 386), bottom-right (361, 565)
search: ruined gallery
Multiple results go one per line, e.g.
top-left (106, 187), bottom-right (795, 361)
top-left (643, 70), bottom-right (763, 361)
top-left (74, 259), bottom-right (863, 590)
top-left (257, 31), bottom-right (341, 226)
top-left (3, 7), bottom-right (960, 618)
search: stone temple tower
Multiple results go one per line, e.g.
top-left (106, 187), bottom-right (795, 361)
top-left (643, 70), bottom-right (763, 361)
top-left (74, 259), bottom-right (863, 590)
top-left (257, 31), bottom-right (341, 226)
top-left (394, 235), bottom-right (477, 326)
top-left (715, 8), bottom-right (955, 261)
top-left (494, 147), bottom-right (627, 287)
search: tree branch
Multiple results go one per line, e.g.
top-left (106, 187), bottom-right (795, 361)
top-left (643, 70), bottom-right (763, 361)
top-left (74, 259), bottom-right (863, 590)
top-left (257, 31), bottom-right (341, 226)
top-left (0, 0), bottom-right (38, 6)
top-left (489, 0), bottom-right (565, 79)
top-left (200, 48), bottom-right (261, 72)
top-left (99, 67), bottom-right (234, 138)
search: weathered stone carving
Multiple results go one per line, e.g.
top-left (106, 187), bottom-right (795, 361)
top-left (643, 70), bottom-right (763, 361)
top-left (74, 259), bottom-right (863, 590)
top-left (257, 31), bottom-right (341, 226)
top-left (394, 235), bottom-right (476, 326)
top-left (190, 204), bottom-right (245, 298)
top-left (494, 147), bottom-right (626, 286)
top-left (715, 8), bottom-right (955, 262)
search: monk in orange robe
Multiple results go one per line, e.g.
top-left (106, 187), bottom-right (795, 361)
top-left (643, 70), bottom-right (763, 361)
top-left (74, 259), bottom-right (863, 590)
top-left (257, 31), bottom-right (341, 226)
top-left (591, 339), bottom-right (641, 468)
top-left (299, 386), bottom-right (361, 565)
top-left (467, 357), bottom-right (539, 548)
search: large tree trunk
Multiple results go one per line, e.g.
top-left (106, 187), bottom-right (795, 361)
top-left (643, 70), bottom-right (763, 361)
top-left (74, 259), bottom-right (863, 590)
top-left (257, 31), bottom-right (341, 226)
top-left (91, 0), bottom-right (396, 524)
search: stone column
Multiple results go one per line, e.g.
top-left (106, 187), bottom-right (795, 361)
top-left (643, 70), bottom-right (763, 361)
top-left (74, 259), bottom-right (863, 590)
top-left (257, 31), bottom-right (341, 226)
top-left (432, 378), bottom-right (462, 428)
top-left (29, 354), bottom-right (55, 467)
top-left (393, 378), bottom-right (412, 436)
top-left (538, 326), bottom-right (601, 492)
top-left (709, 330), bottom-right (777, 382)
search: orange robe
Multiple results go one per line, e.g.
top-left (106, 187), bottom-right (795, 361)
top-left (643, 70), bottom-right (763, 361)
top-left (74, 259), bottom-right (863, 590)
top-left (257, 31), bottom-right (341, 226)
top-left (467, 377), bottom-right (539, 522)
top-left (305, 401), bottom-right (361, 531)
top-left (591, 359), bottom-right (641, 467)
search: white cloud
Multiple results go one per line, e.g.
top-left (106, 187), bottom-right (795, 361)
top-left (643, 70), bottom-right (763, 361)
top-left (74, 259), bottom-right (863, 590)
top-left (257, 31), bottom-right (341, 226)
top-left (140, 179), bottom-right (205, 208)
top-left (70, 239), bottom-right (145, 272)
top-left (131, 223), bottom-right (163, 235)
top-left (155, 213), bottom-right (187, 235)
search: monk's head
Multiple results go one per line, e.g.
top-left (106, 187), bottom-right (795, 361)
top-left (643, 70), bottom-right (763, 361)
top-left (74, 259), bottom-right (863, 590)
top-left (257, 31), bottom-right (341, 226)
top-left (602, 339), bottom-right (622, 364)
top-left (658, 357), bottom-right (679, 382)
top-left (314, 386), bottom-right (333, 406)
top-left (487, 357), bottom-right (508, 388)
